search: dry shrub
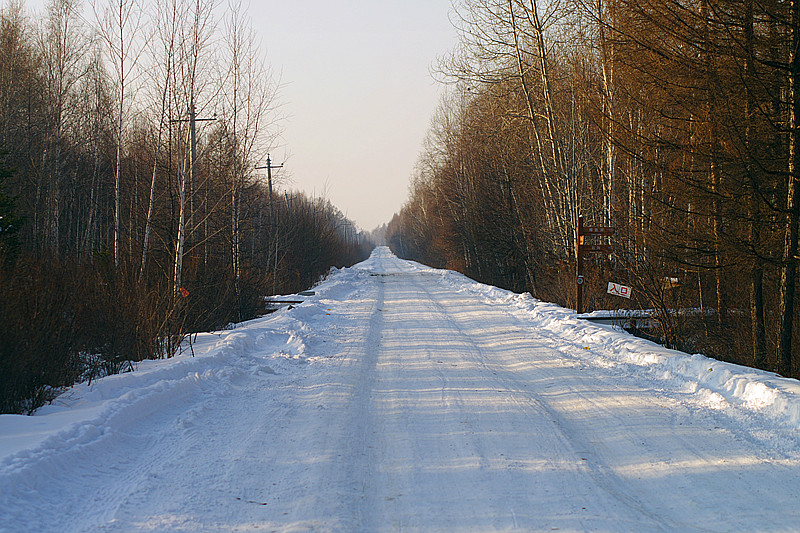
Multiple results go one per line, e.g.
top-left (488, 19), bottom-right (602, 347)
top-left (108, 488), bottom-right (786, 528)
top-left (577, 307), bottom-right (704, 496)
top-left (0, 253), bottom-right (180, 413)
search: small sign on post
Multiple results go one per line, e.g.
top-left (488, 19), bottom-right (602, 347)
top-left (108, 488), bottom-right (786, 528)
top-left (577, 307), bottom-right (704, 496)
top-left (582, 226), bottom-right (615, 236)
top-left (607, 282), bottom-right (632, 299)
top-left (582, 244), bottom-right (614, 254)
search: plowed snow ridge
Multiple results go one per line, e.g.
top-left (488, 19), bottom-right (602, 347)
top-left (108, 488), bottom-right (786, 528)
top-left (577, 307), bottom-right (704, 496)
top-left (2, 247), bottom-right (800, 532)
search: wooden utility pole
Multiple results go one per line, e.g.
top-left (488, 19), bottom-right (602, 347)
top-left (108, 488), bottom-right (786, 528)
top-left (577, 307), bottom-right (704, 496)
top-left (188, 105), bottom-right (216, 241)
top-left (170, 105), bottom-right (215, 296)
top-left (257, 155), bottom-right (283, 295)
top-left (577, 216), bottom-right (584, 314)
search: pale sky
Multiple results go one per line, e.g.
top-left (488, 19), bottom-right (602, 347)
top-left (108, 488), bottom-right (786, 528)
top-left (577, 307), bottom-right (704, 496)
top-left (25, 0), bottom-right (459, 230)
top-left (261, 1), bottom-right (458, 230)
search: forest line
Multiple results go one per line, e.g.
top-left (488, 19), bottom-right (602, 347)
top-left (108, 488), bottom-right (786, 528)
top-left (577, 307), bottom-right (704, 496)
top-left (0, 0), bottom-right (370, 414)
top-left (388, 0), bottom-right (799, 377)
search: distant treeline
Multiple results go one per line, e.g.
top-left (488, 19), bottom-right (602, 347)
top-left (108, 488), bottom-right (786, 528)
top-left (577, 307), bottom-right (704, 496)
top-left (0, 0), bottom-right (370, 414)
top-left (388, 0), bottom-right (799, 377)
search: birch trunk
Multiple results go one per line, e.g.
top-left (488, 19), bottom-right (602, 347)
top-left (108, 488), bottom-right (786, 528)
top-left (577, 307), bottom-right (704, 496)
top-left (172, 127), bottom-right (190, 295)
top-left (778, 0), bottom-right (800, 377)
top-left (140, 0), bottom-right (175, 282)
top-left (507, 0), bottom-right (558, 251)
top-left (597, 0), bottom-right (615, 226)
top-left (743, 0), bottom-right (767, 367)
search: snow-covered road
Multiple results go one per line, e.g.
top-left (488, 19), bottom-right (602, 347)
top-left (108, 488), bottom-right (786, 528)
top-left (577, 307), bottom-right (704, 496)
top-left (3, 248), bottom-right (800, 532)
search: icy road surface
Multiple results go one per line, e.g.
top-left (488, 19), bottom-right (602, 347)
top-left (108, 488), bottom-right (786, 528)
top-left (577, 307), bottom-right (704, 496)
top-left (3, 248), bottom-right (800, 532)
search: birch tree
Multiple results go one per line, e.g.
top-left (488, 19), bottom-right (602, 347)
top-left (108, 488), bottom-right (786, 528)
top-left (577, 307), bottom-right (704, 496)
top-left (139, 0), bottom-right (178, 282)
top-left (443, 0), bottom-right (577, 257)
top-left (171, 0), bottom-right (215, 296)
top-left (92, 0), bottom-right (143, 268)
top-left (779, 0), bottom-right (800, 377)
top-left (39, 0), bottom-right (88, 256)
top-left (222, 0), bottom-right (279, 311)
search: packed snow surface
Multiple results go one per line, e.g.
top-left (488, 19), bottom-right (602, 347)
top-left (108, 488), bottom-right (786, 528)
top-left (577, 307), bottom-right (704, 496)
top-left (3, 247), bottom-right (800, 532)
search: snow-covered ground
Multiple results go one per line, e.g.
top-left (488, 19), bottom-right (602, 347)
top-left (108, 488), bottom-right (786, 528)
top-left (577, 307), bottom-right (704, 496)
top-left (3, 247), bottom-right (800, 532)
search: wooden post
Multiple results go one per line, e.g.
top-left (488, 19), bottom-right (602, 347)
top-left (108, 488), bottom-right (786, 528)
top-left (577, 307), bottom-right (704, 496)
top-left (577, 215), bottom-right (585, 314)
top-left (256, 156), bottom-right (283, 295)
top-left (576, 214), bottom-right (615, 314)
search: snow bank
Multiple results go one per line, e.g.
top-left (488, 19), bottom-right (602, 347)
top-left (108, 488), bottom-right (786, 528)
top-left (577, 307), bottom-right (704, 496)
top-left (432, 267), bottom-right (800, 434)
top-left (0, 282), bottom-right (337, 470)
top-left (4, 246), bottom-right (800, 478)
top-left (0, 252), bottom-right (379, 468)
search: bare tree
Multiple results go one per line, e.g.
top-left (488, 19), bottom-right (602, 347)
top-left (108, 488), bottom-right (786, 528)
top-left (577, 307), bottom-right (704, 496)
top-left (222, 0), bottom-right (280, 312)
top-left (139, 0), bottom-right (177, 282)
top-left (92, 0), bottom-right (143, 267)
top-left (779, 0), bottom-right (800, 376)
top-left (442, 0), bottom-right (579, 258)
top-left (38, 0), bottom-right (89, 255)
top-left (170, 0), bottom-right (216, 296)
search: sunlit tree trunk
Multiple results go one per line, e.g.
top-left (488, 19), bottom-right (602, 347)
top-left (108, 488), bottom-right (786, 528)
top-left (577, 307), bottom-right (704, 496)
top-left (778, 0), bottom-right (800, 377)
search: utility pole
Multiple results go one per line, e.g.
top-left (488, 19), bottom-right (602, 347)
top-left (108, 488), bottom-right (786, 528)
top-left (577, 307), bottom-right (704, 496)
top-left (257, 155), bottom-right (283, 295)
top-left (170, 104), bottom-right (215, 296)
top-left (188, 105), bottom-right (216, 239)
